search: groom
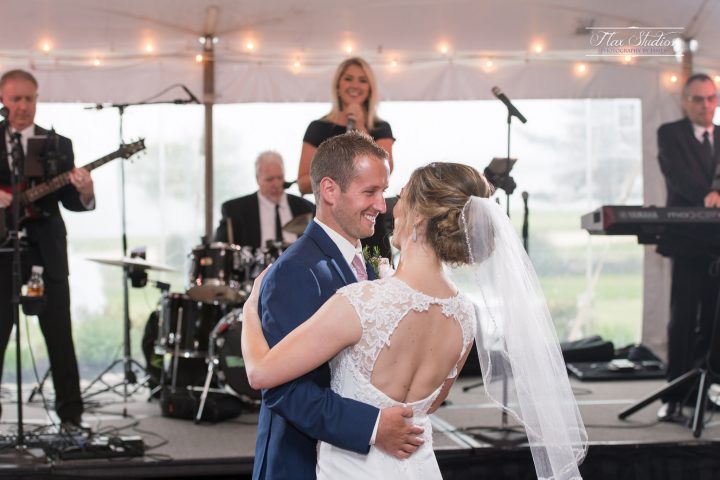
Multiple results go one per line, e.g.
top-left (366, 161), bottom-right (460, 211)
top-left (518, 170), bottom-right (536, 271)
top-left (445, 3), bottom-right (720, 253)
top-left (253, 132), bottom-right (423, 479)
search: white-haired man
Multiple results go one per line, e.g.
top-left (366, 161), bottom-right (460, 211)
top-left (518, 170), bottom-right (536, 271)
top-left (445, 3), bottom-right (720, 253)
top-left (215, 151), bottom-right (314, 248)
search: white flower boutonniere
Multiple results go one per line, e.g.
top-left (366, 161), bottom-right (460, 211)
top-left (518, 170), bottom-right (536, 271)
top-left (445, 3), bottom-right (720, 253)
top-left (363, 246), bottom-right (394, 279)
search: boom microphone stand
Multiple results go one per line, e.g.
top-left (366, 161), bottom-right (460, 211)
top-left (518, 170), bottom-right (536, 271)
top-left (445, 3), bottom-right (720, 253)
top-left (461, 87), bottom-right (529, 446)
top-left (81, 86), bottom-right (199, 415)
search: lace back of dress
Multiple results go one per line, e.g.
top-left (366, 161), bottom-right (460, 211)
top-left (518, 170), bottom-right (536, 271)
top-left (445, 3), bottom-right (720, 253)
top-left (338, 278), bottom-right (476, 410)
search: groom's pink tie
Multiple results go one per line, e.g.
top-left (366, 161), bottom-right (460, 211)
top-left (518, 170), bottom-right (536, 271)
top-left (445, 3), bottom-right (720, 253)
top-left (352, 254), bottom-right (368, 281)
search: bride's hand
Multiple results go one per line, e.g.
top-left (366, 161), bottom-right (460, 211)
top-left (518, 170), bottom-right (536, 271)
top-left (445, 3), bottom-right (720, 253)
top-left (245, 265), bottom-right (271, 313)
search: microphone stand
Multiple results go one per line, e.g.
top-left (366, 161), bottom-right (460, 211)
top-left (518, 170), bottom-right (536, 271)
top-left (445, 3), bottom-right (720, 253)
top-left (462, 108), bottom-right (528, 447)
top-left (81, 92), bottom-right (198, 416)
top-left (503, 111), bottom-right (513, 216)
top-left (522, 191), bottom-right (529, 253)
top-left (9, 133), bottom-right (27, 448)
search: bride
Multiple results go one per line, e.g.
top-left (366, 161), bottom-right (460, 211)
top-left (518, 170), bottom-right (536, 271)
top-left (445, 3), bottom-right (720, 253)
top-left (242, 162), bottom-right (587, 479)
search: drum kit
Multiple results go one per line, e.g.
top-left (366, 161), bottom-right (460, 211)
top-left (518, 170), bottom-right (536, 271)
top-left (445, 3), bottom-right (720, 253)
top-left (88, 238), bottom-right (290, 421)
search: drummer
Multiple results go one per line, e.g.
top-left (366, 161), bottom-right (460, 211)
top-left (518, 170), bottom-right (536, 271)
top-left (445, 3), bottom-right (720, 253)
top-left (214, 151), bottom-right (315, 248)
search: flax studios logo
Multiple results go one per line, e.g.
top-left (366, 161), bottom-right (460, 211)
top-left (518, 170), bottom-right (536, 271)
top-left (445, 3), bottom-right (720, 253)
top-left (587, 27), bottom-right (684, 57)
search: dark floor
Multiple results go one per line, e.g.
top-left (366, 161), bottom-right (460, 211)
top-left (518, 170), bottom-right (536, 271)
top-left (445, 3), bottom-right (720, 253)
top-left (0, 374), bottom-right (718, 478)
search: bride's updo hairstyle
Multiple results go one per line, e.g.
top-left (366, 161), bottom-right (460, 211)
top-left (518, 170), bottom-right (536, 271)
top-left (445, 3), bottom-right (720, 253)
top-left (403, 162), bottom-right (493, 265)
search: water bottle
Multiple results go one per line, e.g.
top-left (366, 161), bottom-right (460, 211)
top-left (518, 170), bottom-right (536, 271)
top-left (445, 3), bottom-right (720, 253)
top-left (26, 265), bottom-right (45, 297)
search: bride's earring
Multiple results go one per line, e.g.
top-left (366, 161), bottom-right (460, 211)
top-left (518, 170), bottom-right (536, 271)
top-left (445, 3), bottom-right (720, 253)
top-left (412, 225), bottom-right (417, 242)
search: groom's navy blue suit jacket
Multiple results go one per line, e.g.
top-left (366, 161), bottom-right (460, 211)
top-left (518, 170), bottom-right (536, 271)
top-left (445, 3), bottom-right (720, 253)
top-left (253, 220), bottom-right (378, 480)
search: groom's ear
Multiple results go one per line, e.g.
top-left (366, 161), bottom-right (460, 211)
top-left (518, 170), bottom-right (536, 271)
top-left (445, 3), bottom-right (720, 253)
top-left (318, 177), bottom-right (338, 206)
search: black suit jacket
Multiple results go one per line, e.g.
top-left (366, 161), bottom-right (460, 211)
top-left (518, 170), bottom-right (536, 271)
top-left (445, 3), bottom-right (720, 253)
top-left (658, 117), bottom-right (720, 207)
top-left (0, 122), bottom-right (92, 280)
top-left (214, 192), bottom-right (315, 248)
top-left (657, 117), bottom-right (720, 256)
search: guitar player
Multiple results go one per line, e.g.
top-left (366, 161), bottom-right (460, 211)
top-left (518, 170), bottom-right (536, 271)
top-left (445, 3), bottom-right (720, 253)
top-left (0, 69), bottom-right (95, 430)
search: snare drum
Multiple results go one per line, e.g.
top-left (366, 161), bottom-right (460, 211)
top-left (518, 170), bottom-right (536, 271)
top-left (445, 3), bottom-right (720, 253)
top-left (188, 243), bottom-right (254, 302)
top-left (158, 293), bottom-right (227, 357)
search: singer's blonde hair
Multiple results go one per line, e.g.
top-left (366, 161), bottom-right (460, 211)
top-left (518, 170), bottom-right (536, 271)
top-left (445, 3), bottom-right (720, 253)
top-left (325, 57), bottom-right (380, 130)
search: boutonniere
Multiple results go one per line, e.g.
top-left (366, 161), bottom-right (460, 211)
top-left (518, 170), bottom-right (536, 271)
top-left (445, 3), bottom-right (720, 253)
top-left (362, 246), bottom-right (394, 278)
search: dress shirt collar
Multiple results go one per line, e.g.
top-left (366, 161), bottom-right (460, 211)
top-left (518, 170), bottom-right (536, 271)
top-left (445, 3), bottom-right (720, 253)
top-left (257, 191), bottom-right (288, 208)
top-left (692, 122), bottom-right (714, 144)
top-left (313, 218), bottom-right (362, 269)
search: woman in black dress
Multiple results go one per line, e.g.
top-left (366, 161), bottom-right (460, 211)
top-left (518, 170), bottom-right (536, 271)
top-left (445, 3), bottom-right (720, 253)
top-left (297, 57), bottom-right (395, 257)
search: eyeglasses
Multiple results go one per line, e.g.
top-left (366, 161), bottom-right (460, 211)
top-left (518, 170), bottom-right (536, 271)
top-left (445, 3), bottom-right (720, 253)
top-left (688, 95), bottom-right (718, 105)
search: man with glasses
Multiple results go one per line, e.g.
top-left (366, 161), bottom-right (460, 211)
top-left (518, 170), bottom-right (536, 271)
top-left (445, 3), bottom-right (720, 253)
top-left (656, 73), bottom-right (720, 421)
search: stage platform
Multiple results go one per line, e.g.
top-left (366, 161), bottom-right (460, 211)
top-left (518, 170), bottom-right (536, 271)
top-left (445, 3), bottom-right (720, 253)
top-left (0, 376), bottom-right (719, 479)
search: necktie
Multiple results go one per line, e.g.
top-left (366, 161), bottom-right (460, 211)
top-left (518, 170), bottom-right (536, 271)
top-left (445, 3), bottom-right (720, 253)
top-left (702, 131), bottom-right (714, 171)
top-left (10, 132), bottom-right (23, 169)
top-left (351, 254), bottom-right (368, 281)
top-left (274, 204), bottom-right (283, 242)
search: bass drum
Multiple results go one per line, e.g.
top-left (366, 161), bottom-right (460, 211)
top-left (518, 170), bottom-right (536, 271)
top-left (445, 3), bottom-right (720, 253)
top-left (213, 309), bottom-right (261, 401)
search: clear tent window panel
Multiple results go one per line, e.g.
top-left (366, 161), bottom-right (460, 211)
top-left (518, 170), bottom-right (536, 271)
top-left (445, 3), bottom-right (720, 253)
top-left (1, 99), bottom-right (642, 382)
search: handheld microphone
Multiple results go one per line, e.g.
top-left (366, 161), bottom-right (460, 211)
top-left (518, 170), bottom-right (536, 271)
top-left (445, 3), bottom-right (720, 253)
top-left (346, 114), bottom-right (356, 132)
top-left (283, 180), bottom-right (296, 189)
top-left (0, 106), bottom-right (7, 118)
top-left (181, 85), bottom-right (201, 104)
top-left (491, 86), bottom-right (528, 124)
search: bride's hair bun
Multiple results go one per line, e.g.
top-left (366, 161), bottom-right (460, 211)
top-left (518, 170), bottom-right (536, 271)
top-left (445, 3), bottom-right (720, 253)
top-left (404, 163), bottom-right (493, 265)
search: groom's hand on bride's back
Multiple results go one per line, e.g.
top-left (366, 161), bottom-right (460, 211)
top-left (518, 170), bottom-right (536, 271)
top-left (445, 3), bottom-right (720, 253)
top-left (375, 406), bottom-right (424, 459)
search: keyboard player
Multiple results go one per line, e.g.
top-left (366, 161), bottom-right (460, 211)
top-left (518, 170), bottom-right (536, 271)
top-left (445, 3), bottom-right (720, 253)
top-left (656, 73), bottom-right (720, 422)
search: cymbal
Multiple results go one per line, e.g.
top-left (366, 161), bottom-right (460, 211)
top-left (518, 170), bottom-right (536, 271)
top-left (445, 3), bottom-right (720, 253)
top-left (283, 213), bottom-right (313, 235)
top-left (86, 256), bottom-right (176, 272)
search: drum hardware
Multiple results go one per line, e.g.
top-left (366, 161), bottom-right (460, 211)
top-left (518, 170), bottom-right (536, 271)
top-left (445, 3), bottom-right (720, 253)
top-left (82, 256), bottom-right (175, 408)
top-left (282, 212), bottom-right (313, 236)
top-left (187, 242), bottom-right (252, 303)
top-left (150, 240), bottom-right (281, 420)
top-left (194, 308), bottom-right (260, 423)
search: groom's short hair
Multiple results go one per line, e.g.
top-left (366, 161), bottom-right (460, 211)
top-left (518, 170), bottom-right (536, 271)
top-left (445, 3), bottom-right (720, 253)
top-left (310, 131), bottom-right (387, 201)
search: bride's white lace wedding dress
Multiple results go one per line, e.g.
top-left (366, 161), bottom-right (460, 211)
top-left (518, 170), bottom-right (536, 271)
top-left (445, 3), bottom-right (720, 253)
top-left (316, 276), bottom-right (477, 479)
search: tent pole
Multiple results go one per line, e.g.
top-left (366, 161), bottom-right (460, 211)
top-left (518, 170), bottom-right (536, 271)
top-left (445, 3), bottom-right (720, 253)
top-left (203, 37), bottom-right (215, 239)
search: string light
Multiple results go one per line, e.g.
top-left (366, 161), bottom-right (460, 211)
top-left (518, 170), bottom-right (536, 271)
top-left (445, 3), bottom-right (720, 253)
top-left (438, 43), bottom-right (450, 55)
top-left (714, 75), bottom-right (720, 84)
top-left (246, 41), bottom-right (255, 51)
top-left (574, 62), bottom-right (588, 76)
top-left (390, 58), bottom-right (398, 68)
top-left (144, 42), bottom-right (154, 54)
top-left (92, 58), bottom-right (101, 67)
top-left (485, 59), bottom-right (494, 68)
top-left (344, 44), bottom-right (353, 54)
top-left (532, 41), bottom-right (544, 54)
top-left (195, 54), bottom-right (204, 63)
top-left (41, 41), bottom-right (52, 53)
top-left (623, 55), bottom-right (633, 64)
top-left (669, 74), bottom-right (678, 83)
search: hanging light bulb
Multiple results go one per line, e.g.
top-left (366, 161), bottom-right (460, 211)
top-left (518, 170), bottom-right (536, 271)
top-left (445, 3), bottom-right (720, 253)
top-left (574, 62), bottom-right (588, 76)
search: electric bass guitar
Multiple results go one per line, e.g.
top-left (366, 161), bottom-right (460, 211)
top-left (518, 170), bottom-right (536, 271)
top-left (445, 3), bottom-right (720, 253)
top-left (0, 139), bottom-right (145, 241)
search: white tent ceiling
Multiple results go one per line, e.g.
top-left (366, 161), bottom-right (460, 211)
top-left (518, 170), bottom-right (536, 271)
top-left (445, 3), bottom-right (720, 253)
top-left (0, 0), bottom-right (717, 103)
